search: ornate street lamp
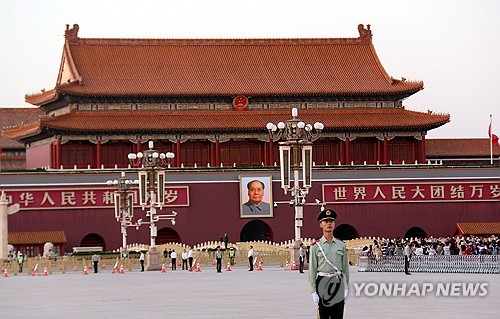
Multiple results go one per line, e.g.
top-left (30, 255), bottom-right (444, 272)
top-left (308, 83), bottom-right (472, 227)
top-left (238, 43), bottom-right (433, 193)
top-left (106, 172), bottom-right (137, 257)
top-left (127, 141), bottom-right (176, 270)
top-left (266, 108), bottom-right (324, 263)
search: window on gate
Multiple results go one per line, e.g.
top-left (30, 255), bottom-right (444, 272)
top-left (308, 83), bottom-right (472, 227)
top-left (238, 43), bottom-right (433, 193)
top-left (61, 141), bottom-right (93, 168)
top-left (388, 138), bottom-right (415, 163)
top-left (101, 141), bottom-right (133, 168)
top-left (349, 138), bottom-right (377, 164)
top-left (220, 140), bottom-right (262, 166)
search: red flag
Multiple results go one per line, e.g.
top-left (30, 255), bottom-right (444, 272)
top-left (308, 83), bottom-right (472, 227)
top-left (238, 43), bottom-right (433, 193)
top-left (489, 118), bottom-right (499, 147)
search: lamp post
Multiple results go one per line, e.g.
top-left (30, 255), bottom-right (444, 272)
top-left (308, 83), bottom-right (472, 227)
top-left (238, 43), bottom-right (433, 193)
top-left (128, 141), bottom-right (176, 271)
top-left (106, 172), bottom-right (136, 257)
top-left (266, 108), bottom-right (323, 264)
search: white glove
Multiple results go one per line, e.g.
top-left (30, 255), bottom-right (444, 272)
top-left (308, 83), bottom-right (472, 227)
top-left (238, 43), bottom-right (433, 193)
top-left (312, 292), bottom-right (320, 307)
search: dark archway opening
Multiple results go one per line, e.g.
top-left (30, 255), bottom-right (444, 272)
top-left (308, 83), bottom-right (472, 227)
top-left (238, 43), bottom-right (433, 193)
top-left (240, 220), bottom-right (273, 242)
top-left (404, 227), bottom-right (427, 240)
top-left (156, 227), bottom-right (181, 244)
top-left (333, 224), bottom-right (359, 241)
top-left (80, 233), bottom-right (105, 250)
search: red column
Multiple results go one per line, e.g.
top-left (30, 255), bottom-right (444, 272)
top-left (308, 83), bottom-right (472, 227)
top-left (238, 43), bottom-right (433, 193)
top-left (383, 137), bottom-right (388, 164)
top-left (176, 138), bottom-right (181, 167)
top-left (96, 139), bottom-right (102, 169)
top-left (215, 138), bottom-right (220, 167)
top-left (420, 136), bottom-right (426, 164)
top-left (55, 138), bottom-right (61, 169)
top-left (136, 138), bottom-right (141, 153)
top-left (344, 137), bottom-right (350, 165)
top-left (268, 139), bottom-right (274, 166)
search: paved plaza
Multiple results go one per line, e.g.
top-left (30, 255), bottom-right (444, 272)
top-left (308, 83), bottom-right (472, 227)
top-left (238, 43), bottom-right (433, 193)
top-left (1, 265), bottom-right (498, 318)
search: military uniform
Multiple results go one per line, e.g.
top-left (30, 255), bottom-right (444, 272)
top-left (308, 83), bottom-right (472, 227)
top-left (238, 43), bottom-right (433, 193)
top-left (404, 243), bottom-right (412, 275)
top-left (309, 209), bottom-right (349, 319)
top-left (215, 247), bottom-right (223, 273)
top-left (299, 244), bottom-right (306, 273)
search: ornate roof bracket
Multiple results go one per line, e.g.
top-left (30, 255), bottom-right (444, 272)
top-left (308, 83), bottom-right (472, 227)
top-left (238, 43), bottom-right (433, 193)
top-left (375, 133), bottom-right (385, 141)
top-left (347, 133), bottom-right (358, 141)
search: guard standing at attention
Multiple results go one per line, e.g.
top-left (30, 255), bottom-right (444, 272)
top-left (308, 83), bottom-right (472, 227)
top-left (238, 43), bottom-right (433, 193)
top-left (309, 209), bottom-right (349, 319)
top-left (299, 243), bottom-right (306, 273)
top-left (215, 246), bottom-right (223, 273)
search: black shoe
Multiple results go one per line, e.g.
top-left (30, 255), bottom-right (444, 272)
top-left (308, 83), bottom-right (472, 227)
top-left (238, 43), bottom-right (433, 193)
top-left (405, 272), bottom-right (411, 275)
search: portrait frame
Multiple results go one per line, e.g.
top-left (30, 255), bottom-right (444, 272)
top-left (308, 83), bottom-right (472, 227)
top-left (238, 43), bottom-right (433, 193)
top-left (239, 175), bottom-right (273, 218)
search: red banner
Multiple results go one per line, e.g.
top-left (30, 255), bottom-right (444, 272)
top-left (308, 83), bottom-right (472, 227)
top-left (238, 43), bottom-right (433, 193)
top-left (323, 181), bottom-right (500, 204)
top-left (3, 186), bottom-right (189, 210)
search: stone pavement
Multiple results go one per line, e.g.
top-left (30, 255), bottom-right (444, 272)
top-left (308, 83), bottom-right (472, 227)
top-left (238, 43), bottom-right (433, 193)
top-left (0, 265), bottom-right (498, 318)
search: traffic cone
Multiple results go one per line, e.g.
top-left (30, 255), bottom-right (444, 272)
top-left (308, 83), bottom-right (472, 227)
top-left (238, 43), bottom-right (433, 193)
top-left (112, 260), bottom-right (119, 274)
top-left (291, 261), bottom-right (297, 271)
top-left (119, 264), bottom-right (125, 274)
top-left (257, 261), bottom-right (263, 271)
top-left (32, 263), bottom-right (40, 276)
top-left (195, 263), bottom-right (201, 272)
top-left (43, 267), bottom-right (49, 276)
top-left (285, 261), bottom-right (289, 270)
top-left (161, 264), bottom-right (167, 273)
top-left (226, 262), bottom-right (232, 271)
top-left (3, 268), bottom-right (8, 277)
top-left (83, 266), bottom-right (89, 275)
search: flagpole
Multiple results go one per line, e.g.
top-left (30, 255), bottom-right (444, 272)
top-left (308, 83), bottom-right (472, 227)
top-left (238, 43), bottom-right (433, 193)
top-left (490, 114), bottom-right (493, 165)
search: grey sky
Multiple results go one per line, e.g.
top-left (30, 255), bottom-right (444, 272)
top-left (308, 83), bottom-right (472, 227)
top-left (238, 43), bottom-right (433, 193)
top-left (1, 0), bottom-right (498, 138)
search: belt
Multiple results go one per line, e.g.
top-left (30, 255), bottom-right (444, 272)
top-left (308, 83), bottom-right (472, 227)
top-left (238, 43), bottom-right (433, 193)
top-left (318, 271), bottom-right (342, 277)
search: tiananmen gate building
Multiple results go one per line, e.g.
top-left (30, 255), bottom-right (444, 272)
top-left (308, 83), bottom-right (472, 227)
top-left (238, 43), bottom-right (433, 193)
top-left (1, 24), bottom-right (498, 255)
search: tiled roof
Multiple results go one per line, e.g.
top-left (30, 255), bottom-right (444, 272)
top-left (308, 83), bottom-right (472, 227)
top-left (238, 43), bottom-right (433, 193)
top-left (453, 223), bottom-right (500, 236)
top-left (8, 231), bottom-right (67, 245)
top-left (0, 108), bottom-right (45, 148)
top-left (26, 24), bottom-right (423, 105)
top-left (4, 108), bottom-right (449, 139)
top-left (426, 139), bottom-right (500, 157)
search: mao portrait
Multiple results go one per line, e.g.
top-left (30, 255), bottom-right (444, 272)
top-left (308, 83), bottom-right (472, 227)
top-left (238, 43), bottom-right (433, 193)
top-left (240, 176), bottom-right (273, 218)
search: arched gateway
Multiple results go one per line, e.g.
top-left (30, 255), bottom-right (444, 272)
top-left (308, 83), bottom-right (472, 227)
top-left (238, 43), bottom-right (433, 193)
top-left (156, 227), bottom-right (181, 244)
top-left (240, 220), bottom-right (273, 242)
top-left (404, 227), bottom-right (428, 239)
top-left (80, 233), bottom-right (105, 250)
top-left (333, 224), bottom-right (359, 241)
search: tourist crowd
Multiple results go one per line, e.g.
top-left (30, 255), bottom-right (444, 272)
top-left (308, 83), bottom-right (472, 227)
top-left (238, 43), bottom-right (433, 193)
top-left (360, 235), bottom-right (500, 258)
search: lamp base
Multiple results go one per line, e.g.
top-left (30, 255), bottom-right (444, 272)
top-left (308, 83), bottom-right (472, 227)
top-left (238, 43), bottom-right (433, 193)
top-left (145, 246), bottom-right (162, 271)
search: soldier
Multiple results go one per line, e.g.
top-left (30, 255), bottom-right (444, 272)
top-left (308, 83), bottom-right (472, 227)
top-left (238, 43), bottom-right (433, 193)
top-left (309, 209), bottom-right (349, 319)
top-left (228, 245), bottom-right (236, 266)
top-left (215, 246), bottom-right (223, 273)
top-left (17, 251), bottom-right (25, 273)
top-left (299, 243), bottom-right (305, 273)
top-left (404, 240), bottom-right (412, 275)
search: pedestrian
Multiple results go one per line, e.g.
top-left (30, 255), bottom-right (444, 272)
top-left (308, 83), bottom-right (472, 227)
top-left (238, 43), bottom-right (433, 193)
top-left (299, 243), bottom-right (305, 273)
top-left (139, 251), bottom-right (145, 272)
top-left (248, 245), bottom-right (254, 271)
top-left (171, 249), bottom-right (177, 270)
top-left (309, 209), bottom-right (349, 319)
top-left (92, 253), bottom-right (99, 273)
top-left (404, 241), bottom-right (412, 275)
top-left (181, 249), bottom-right (188, 270)
top-left (215, 246), bottom-right (223, 273)
top-left (187, 248), bottom-right (194, 270)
